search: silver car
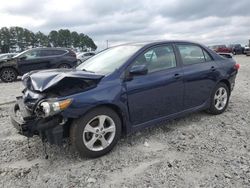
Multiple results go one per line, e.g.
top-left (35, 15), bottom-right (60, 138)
top-left (77, 52), bottom-right (95, 63)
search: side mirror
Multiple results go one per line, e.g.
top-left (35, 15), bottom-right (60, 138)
top-left (129, 64), bottom-right (148, 75)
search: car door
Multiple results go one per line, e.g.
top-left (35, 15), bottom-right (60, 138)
top-left (17, 49), bottom-right (51, 75)
top-left (39, 49), bottom-right (60, 68)
top-left (125, 44), bottom-right (184, 125)
top-left (175, 43), bottom-right (219, 109)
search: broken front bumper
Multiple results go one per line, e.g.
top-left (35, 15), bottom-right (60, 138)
top-left (10, 97), bottom-right (65, 145)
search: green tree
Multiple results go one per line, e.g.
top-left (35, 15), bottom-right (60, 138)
top-left (0, 27), bottom-right (11, 53)
top-left (0, 27), bottom-right (97, 52)
top-left (49, 30), bottom-right (59, 47)
top-left (35, 31), bottom-right (50, 47)
top-left (85, 35), bottom-right (97, 50)
top-left (78, 33), bottom-right (87, 51)
top-left (71, 31), bottom-right (80, 48)
top-left (58, 29), bottom-right (71, 47)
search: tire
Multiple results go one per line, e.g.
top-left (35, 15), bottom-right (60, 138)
top-left (58, 63), bottom-right (71, 69)
top-left (70, 107), bottom-right (122, 158)
top-left (207, 82), bottom-right (230, 115)
top-left (0, 67), bottom-right (18, 82)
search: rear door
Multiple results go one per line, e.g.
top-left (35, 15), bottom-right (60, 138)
top-left (175, 43), bottom-right (219, 109)
top-left (125, 44), bottom-right (184, 125)
top-left (39, 49), bottom-right (64, 68)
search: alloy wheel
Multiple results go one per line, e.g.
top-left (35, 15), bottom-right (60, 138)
top-left (2, 69), bottom-right (16, 82)
top-left (82, 115), bottom-right (116, 151)
top-left (214, 87), bottom-right (228, 110)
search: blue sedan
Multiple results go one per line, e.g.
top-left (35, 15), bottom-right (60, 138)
top-left (11, 41), bottom-right (239, 158)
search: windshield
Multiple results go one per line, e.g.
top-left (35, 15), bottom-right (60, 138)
top-left (13, 50), bottom-right (29, 58)
top-left (76, 45), bottom-right (141, 74)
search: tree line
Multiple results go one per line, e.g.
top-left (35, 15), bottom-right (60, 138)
top-left (0, 27), bottom-right (97, 53)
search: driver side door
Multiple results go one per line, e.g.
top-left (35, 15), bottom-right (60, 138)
top-left (125, 44), bottom-right (184, 126)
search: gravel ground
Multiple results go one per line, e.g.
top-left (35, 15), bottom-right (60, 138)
top-left (0, 55), bottom-right (249, 188)
top-left (0, 78), bottom-right (23, 105)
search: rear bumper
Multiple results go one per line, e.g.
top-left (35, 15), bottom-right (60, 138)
top-left (10, 97), bottom-right (66, 145)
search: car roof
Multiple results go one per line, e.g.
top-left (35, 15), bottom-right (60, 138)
top-left (115, 40), bottom-right (223, 61)
top-left (78, 52), bottom-right (95, 54)
top-left (30, 47), bottom-right (69, 51)
top-left (115, 40), bottom-right (207, 48)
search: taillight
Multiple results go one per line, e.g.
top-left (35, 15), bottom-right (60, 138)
top-left (68, 50), bottom-right (76, 58)
top-left (234, 63), bottom-right (240, 70)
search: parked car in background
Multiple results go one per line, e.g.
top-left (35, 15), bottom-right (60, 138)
top-left (11, 41), bottom-right (239, 158)
top-left (0, 48), bottom-right (77, 82)
top-left (0, 53), bottom-right (18, 60)
top-left (77, 52), bottom-right (95, 63)
top-left (210, 45), bottom-right (232, 53)
top-left (244, 45), bottom-right (250, 56)
top-left (228, 44), bottom-right (244, 55)
top-left (217, 52), bottom-right (233, 59)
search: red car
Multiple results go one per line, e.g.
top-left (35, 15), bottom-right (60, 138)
top-left (210, 45), bottom-right (232, 53)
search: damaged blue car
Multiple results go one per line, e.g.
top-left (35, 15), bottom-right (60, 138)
top-left (11, 41), bottom-right (239, 158)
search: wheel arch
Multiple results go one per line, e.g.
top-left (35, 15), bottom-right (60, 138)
top-left (0, 66), bottom-right (19, 74)
top-left (85, 103), bottom-right (127, 135)
top-left (218, 79), bottom-right (231, 95)
top-left (57, 63), bottom-right (71, 68)
top-left (98, 104), bottom-right (127, 135)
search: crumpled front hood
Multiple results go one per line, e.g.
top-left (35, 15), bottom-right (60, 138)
top-left (22, 69), bottom-right (104, 92)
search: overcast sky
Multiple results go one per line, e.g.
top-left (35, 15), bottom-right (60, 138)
top-left (0, 0), bottom-right (250, 49)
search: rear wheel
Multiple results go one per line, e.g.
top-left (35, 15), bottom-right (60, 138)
top-left (207, 83), bottom-right (229, 115)
top-left (58, 63), bottom-right (71, 69)
top-left (70, 107), bottom-right (122, 158)
top-left (0, 67), bottom-right (18, 82)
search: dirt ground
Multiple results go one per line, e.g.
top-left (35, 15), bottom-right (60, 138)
top-left (0, 55), bottom-right (249, 188)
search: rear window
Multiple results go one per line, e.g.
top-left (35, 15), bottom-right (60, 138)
top-left (53, 50), bottom-right (67, 55)
top-left (177, 44), bottom-right (212, 65)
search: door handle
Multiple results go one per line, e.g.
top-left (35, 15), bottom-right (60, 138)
top-left (174, 73), bottom-right (182, 79)
top-left (210, 66), bottom-right (216, 71)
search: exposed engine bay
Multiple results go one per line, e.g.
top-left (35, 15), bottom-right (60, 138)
top-left (11, 68), bottom-right (104, 145)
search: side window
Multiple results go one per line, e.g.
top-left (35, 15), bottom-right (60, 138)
top-left (203, 50), bottom-right (212, 61)
top-left (53, 50), bottom-right (66, 55)
top-left (177, 44), bottom-right (206, 65)
top-left (40, 50), bottom-right (52, 57)
top-left (40, 50), bottom-right (66, 57)
top-left (133, 45), bottom-right (177, 73)
top-left (23, 50), bottom-right (41, 60)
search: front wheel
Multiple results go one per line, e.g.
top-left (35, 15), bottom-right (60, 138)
top-left (207, 83), bottom-right (230, 115)
top-left (0, 67), bottom-right (18, 82)
top-left (70, 107), bottom-right (122, 158)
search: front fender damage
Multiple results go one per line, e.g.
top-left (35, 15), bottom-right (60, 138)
top-left (11, 69), bottom-right (104, 146)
